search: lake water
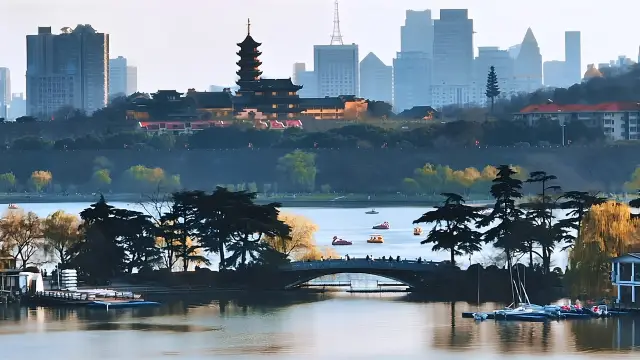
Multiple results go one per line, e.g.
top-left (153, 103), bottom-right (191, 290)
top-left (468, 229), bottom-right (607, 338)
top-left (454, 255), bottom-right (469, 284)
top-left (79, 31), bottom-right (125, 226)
top-left (4, 202), bottom-right (634, 359)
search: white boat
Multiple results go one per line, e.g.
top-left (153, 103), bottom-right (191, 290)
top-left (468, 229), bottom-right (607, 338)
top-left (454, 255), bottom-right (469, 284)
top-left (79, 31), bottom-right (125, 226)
top-left (365, 209), bottom-right (379, 214)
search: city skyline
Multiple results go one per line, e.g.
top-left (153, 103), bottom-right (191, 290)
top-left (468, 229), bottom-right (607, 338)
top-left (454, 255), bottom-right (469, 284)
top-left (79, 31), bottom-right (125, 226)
top-left (1, 0), bottom-right (639, 93)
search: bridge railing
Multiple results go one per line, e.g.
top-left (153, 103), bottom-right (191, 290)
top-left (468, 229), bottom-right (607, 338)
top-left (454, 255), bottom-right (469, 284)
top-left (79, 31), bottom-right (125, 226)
top-left (279, 259), bottom-right (445, 272)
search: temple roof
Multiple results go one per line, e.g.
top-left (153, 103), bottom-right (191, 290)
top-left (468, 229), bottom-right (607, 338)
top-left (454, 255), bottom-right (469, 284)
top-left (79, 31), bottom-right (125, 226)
top-left (186, 91), bottom-right (233, 109)
top-left (237, 19), bottom-right (261, 48)
top-left (299, 97), bottom-right (345, 108)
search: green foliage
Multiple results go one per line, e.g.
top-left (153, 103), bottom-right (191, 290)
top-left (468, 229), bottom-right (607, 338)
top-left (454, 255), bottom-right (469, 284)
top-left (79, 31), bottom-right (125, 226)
top-left (122, 165), bottom-right (181, 193)
top-left (0, 172), bottom-right (17, 192)
top-left (30, 170), bottom-right (52, 192)
top-left (277, 150), bottom-right (317, 192)
top-left (485, 66), bottom-right (501, 113)
top-left (92, 169), bottom-right (112, 191)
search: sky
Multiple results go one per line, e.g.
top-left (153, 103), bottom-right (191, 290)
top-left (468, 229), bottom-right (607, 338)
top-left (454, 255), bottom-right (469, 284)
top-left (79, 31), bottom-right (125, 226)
top-left (1, 0), bottom-right (638, 94)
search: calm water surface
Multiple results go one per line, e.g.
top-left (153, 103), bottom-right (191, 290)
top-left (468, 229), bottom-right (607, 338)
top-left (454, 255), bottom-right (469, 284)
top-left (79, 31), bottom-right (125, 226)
top-left (2, 202), bottom-right (630, 359)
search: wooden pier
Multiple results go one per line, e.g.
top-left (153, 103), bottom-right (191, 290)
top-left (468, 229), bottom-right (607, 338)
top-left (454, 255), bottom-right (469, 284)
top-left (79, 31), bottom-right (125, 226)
top-left (24, 290), bottom-right (140, 307)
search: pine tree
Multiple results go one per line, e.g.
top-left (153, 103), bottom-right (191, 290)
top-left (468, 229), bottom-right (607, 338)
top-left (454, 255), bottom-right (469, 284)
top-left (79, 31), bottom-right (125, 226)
top-left (485, 66), bottom-right (501, 114)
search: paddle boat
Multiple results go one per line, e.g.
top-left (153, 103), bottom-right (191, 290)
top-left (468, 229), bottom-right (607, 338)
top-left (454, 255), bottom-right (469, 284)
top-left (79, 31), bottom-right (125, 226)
top-left (372, 221), bottom-right (390, 230)
top-left (331, 236), bottom-right (352, 246)
top-left (367, 234), bottom-right (384, 244)
top-left (365, 209), bottom-right (379, 214)
top-left (7, 204), bottom-right (18, 210)
top-left (413, 227), bottom-right (422, 236)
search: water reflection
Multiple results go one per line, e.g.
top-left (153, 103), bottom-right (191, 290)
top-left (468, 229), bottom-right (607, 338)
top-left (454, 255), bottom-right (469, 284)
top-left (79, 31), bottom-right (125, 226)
top-left (0, 296), bottom-right (639, 358)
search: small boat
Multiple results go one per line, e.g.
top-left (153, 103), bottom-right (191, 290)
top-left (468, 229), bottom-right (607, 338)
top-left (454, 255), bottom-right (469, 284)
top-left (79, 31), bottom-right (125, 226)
top-left (7, 203), bottom-right (18, 209)
top-left (86, 300), bottom-right (161, 309)
top-left (372, 221), bottom-right (390, 230)
top-left (413, 227), bottom-right (422, 236)
top-left (367, 234), bottom-right (384, 244)
top-left (365, 209), bottom-right (379, 214)
top-left (331, 236), bottom-right (352, 246)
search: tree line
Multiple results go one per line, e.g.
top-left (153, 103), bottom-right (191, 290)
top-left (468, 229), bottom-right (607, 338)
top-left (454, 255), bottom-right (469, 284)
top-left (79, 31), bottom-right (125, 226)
top-left (414, 164), bottom-right (640, 299)
top-left (0, 188), bottom-right (337, 283)
top-left (5, 119), bottom-right (606, 152)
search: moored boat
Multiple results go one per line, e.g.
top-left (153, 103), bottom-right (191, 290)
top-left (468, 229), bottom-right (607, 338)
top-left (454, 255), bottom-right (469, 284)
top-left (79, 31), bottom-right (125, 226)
top-left (331, 236), bottom-right (352, 246)
top-left (7, 203), bottom-right (18, 210)
top-left (372, 221), bottom-right (390, 230)
top-left (367, 234), bottom-right (384, 244)
top-left (365, 209), bottom-right (379, 214)
top-left (413, 227), bottom-right (422, 236)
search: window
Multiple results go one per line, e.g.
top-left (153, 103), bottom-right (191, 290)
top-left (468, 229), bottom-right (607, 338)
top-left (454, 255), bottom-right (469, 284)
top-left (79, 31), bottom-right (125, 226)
top-left (272, 104), bottom-right (277, 109)
top-left (255, 92), bottom-right (263, 96)
top-left (288, 104), bottom-right (295, 108)
top-left (288, 92), bottom-right (295, 96)
top-left (272, 92), bottom-right (277, 96)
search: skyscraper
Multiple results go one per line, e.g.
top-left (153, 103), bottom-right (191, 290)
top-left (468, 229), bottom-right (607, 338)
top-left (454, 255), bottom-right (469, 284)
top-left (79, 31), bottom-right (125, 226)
top-left (433, 9), bottom-right (474, 86)
top-left (313, 0), bottom-right (359, 97)
top-left (401, 10), bottom-right (433, 56)
top-left (514, 28), bottom-right (543, 93)
top-left (292, 63), bottom-right (317, 98)
top-left (393, 52), bottom-right (432, 112)
top-left (126, 66), bottom-right (138, 95)
top-left (27, 25), bottom-right (109, 117)
top-left (473, 47), bottom-right (515, 102)
top-left (109, 56), bottom-right (128, 97)
top-left (543, 60), bottom-right (567, 88)
top-left (0, 68), bottom-right (9, 119)
top-left (360, 53), bottom-right (392, 103)
top-left (565, 31), bottom-right (582, 86)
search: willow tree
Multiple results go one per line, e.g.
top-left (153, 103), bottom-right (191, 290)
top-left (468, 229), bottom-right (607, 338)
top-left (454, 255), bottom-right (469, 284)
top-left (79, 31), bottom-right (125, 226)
top-left (262, 213), bottom-right (318, 260)
top-left (567, 201), bottom-right (640, 297)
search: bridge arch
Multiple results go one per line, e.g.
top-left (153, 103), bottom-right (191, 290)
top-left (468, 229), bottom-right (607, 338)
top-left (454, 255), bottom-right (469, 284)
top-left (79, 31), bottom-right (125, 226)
top-left (278, 259), bottom-right (445, 290)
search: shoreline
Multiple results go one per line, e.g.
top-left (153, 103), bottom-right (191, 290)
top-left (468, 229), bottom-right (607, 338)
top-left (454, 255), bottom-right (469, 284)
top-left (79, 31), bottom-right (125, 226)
top-left (0, 193), bottom-right (493, 208)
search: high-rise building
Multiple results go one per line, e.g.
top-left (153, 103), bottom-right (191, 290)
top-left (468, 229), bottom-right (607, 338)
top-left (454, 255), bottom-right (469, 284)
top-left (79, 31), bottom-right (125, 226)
top-left (401, 10), bottom-right (433, 56)
top-left (514, 28), bottom-right (543, 93)
top-left (433, 9), bottom-right (474, 86)
top-left (543, 60), bottom-right (567, 88)
top-left (393, 52), bottom-right (432, 112)
top-left (472, 47), bottom-right (516, 104)
top-left (314, 44), bottom-right (359, 97)
top-left (508, 44), bottom-right (521, 59)
top-left (565, 31), bottom-right (582, 86)
top-left (359, 52), bottom-right (392, 103)
top-left (292, 63), bottom-right (317, 98)
top-left (109, 56), bottom-right (128, 97)
top-left (0, 68), bottom-right (9, 119)
top-left (126, 66), bottom-right (138, 95)
top-left (26, 25), bottom-right (109, 118)
top-left (9, 93), bottom-right (26, 120)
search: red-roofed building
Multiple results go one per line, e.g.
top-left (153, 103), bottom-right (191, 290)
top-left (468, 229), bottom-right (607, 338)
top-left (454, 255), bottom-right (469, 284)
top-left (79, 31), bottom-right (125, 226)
top-left (515, 102), bottom-right (640, 140)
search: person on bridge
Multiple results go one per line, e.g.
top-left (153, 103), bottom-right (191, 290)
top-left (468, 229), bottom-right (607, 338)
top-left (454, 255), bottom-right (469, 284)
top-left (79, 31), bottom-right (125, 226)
top-left (365, 255), bottom-right (370, 261)
top-left (346, 255), bottom-right (350, 261)
top-left (396, 256), bottom-right (401, 262)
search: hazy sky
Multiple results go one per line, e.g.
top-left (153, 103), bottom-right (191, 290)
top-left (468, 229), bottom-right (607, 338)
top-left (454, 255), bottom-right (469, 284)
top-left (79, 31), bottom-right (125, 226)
top-left (1, 0), bottom-right (638, 93)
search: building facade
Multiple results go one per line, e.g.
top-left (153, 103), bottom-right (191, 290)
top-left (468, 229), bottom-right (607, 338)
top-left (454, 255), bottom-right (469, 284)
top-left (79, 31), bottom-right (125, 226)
top-left (433, 9), bottom-right (474, 86)
top-left (126, 66), bottom-right (138, 95)
top-left (543, 60), bottom-right (567, 88)
top-left (565, 31), bottom-right (582, 86)
top-left (393, 52), bottom-right (432, 112)
top-left (474, 47), bottom-right (516, 99)
top-left (26, 25), bottom-right (109, 118)
top-left (514, 28), bottom-right (543, 93)
top-left (109, 56), bottom-right (128, 97)
top-left (292, 63), bottom-right (317, 98)
top-left (611, 253), bottom-right (640, 304)
top-left (0, 68), bottom-right (9, 119)
top-left (313, 44), bottom-right (359, 97)
top-left (515, 102), bottom-right (640, 141)
top-left (9, 93), bottom-right (26, 120)
top-left (359, 52), bottom-right (392, 103)
top-left (401, 10), bottom-right (433, 56)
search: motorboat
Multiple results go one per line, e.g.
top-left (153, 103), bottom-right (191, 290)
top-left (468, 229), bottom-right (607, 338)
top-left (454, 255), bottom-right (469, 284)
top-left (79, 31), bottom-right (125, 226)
top-left (372, 221), bottom-right (390, 230)
top-left (331, 236), bottom-right (352, 246)
top-left (367, 234), bottom-right (384, 244)
top-left (7, 203), bottom-right (18, 210)
top-left (365, 209), bottom-right (379, 214)
top-left (413, 227), bottom-right (422, 236)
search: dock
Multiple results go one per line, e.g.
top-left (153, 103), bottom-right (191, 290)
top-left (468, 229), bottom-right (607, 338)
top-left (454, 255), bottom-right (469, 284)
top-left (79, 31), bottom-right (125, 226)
top-left (23, 289), bottom-right (160, 309)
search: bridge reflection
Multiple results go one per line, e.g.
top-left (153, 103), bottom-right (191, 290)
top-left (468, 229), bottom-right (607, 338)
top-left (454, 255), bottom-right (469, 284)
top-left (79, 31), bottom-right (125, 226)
top-left (279, 259), bottom-right (445, 272)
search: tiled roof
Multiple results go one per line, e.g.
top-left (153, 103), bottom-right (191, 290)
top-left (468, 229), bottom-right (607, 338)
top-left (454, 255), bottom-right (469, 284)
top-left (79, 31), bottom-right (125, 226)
top-left (397, 106), bottom-right (437, 119)
top-left (242, 78), bottom-right (302, 91)
top-left (299, 97), bottom-right (344, 108)
top-left (520, 102), bottom-right (640, 113)
top-left (187, 91), bottom-right (232, 108)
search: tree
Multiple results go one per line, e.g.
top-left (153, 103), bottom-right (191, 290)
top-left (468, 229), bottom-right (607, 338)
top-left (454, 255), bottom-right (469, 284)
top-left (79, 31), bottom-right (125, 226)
top-left (42, 210), bottom-right (82, 265)
top-left (478, 165), bottom-right (525, 304)
top-left (122, 165), bottom-right (181, 193)
top-left (523, 171), bottom-right (562, 272)
top-left (566, 201), bottom-right (640, 297)
top-left (0, 210), bottom-right (43, 268)
top-left (0, 173), bottom-right (17, 193)
top-left (30, 170), bottom-right (53, 192)
top-left (485, 66), bottom-right (501, 114)
top-left (263, 213), bottom-right (317, 260)
top-left (413, 193), bottom-right (485, 265)
top-left (558, 191), bottom-right (607, 249)
top-left (92, 169), bottom-right (112, 191)
top-left (277, 150), bottom-right (317, 192)
top-left (112, 208), bottom-right (162, 273)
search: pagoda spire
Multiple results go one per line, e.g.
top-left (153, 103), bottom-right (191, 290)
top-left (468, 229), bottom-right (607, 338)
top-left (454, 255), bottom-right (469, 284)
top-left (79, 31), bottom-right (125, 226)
top-left (236, 19), bottom-right (263, 87)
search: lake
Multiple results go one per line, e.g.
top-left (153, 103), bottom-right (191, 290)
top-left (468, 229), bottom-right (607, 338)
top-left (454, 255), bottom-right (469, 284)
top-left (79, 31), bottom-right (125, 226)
top-left (4, 202), bottom-right (634, 359)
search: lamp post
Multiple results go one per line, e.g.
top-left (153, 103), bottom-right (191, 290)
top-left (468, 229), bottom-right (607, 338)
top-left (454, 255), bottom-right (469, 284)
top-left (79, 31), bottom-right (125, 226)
top-left (561, 124), bottom-right (566, 146)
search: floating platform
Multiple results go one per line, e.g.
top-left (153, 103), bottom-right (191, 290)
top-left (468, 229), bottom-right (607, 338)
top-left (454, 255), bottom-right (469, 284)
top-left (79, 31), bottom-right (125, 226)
top-left (86, 300), bottom-right (160, 309)
top-left (24, 290), bottom-right (159, 309)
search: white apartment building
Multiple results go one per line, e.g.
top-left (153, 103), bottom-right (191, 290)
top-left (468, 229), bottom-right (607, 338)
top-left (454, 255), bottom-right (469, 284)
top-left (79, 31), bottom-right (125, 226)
top-left (514, 102), bottom-right (640, 141)
top-left (313, 44), bottom-right (359, 97)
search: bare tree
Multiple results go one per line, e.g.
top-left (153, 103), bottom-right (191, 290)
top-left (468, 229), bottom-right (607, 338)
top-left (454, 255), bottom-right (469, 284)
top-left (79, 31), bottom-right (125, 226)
top-left (138, 184), bottom-right (177, 270)
top-left (0, 210), bottom-right (43, 268)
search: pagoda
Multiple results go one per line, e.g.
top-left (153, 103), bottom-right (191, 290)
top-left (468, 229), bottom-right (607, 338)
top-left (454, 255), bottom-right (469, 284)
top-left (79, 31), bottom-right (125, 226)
top-left (233, 19), bottom-right (303, 120)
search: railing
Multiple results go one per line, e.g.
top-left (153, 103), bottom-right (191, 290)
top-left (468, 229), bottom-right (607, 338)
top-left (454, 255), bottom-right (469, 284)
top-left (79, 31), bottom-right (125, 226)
top-left (34, 290), bottom-right (137, 301)
top-left (279, 259), bottom-right (443, 272)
